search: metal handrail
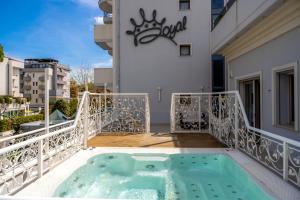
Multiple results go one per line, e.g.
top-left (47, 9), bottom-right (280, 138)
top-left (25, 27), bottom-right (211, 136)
top-left (0, 120), bottom-right (74, 143)
top-left (172, 91), bottom-right (300, 147)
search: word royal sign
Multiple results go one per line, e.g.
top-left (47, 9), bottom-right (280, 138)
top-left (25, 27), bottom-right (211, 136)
top-left (126, 8), bottom-right (187, 46)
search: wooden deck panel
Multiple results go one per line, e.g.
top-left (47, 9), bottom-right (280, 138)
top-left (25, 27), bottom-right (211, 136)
top-left (87, 133), bottom-right (225, 148)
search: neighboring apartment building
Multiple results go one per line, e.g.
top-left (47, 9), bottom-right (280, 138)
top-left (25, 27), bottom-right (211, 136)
top-left (94, 68), bottom-right (113, 91)
top-left (21, 58), bottom-right (70, 108)
top-left (0, 56), bottom-right (24, 97)
top-left (95, 0), bottom-right (300, 139)
top-left (211, 0), bottom-right (300, 139)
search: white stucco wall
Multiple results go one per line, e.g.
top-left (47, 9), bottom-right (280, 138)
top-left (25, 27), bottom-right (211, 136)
top-left (0, 57), bottom-right (9, 96)
top-left (227, 27), bottom-right (300, 141)
top-left (117, 0), bottom-right (211, 124)
top-left (0, 57), bottom-right (24, 97)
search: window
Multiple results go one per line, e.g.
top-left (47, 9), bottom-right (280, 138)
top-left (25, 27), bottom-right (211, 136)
top-left (179, 0), bottom-right (190, 10)
top-left (212, 0), bottom-right (224, 10)
top-left (33, 82), bottom-right (35, 86)
top-left (36, 98), bottom-right (38, 103)
top-left (180, 44), bottom-right (191, 56)
top-left (32, 73), bottom-right (35, 78)
top-left (273, 63), bottom-right (298, 131)
top-left (36, 82), bottom-right (38, 86)
top-left (36, 90), bottom-right (38, 94)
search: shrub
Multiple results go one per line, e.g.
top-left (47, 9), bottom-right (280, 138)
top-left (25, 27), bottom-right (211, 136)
top-left (0, 114), bottom-right (44, 132)
top-left (69, 98), bottom-right (78, 117)
top-left (51, 99), bottom-right (70, 116)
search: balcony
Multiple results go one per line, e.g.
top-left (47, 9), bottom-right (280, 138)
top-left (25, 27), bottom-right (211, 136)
top-left (24, 85), bottom-right (31, 90)
top-left (211, 0), bottom-right (282, 53)
top-left (24, 76), bottom-right (31, 82)
top-left (57, 70), bottom-right (66, 76)
top-left (39, 76), bottom-right (45, 82)
top-left (39, 84), bottom-right (45, 90)
top-left (57, 79), bottom-right (66, 85)
top-left (23, 93), bottom-right (31, 99)
top-left (103, 12), bottom-right (112, 24)
top-left (94, 24), bottom-right (113, 51)
top-left (98, 0), bottom-right (112, 13)
top-left (1, 92), bottom-right (300, 199)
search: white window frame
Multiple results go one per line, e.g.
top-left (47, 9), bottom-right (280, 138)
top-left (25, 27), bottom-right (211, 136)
top-left (179, 44), bottom-right (192, 56)
top-left (272, 62), bottom-right (299, 131)
top-left (234, 71), bottom-right (263, 128)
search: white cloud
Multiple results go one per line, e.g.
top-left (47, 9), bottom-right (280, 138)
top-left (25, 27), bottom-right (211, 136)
top-left (94, 16), bottom-right (104, 24)
top-left (77, 0), bottom-right (98, 8)
top-left (92, 58), bottom-right (113, 67)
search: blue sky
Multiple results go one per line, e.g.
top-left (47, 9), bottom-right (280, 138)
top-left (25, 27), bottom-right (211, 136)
top-left (0, 0), bottom-right (112, 69)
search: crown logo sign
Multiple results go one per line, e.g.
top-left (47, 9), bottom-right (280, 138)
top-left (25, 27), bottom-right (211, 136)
top-left (126, 8), bottom-right (187, 46)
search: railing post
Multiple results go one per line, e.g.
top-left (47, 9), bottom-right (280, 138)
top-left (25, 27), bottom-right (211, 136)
top-left (145, 95), bottom-right (150, 133)
top-left (44, 68), bottom-right (52, 155)
top-left (218, 94), bottom-right (222, 121)
top-left (170, 94), bottom-right (174, 133)
top-left (38, 139), bottom-right (43, 178)
top-left (208, 94), bottom-right (211, 134)
top-left (234, 95), bottom-right (239, 149)
top-left (283, 141), bottom-right (289, 181)
top-left (83, 93), bottom-right (89, 149)
top-left (198, 96), bottom-right (201, 133)
top-left (99, 95), bottom-right (102, 133)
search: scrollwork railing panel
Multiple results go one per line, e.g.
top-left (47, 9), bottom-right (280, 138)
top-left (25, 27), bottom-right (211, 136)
top-left (89, 94), bottom-right (150, 133)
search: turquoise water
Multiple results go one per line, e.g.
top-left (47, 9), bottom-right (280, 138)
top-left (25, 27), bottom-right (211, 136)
top-left (54, 153), bottom-right (273, 200)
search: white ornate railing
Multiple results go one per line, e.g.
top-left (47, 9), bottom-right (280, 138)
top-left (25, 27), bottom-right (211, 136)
top-left (171, 91), bottom-right (300, 188)
top-left (0, 92), bottom-right (150, 195)
top-left (88, 93), bottom-right (150, 136)
top-left (0, 121), bottom-right (74, 148)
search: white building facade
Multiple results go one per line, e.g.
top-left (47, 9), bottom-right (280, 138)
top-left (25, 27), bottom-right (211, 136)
top-left (96, 0), bottom-right (212, 124)
top-left (95, 0), bottom-right (300, 139)
top-left (211, 0), bottom-right (300, 140)
top-left (0, 56), bottom-right (24, 97)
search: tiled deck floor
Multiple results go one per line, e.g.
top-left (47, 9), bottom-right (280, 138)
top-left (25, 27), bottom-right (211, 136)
top-left (88, 133), bottom-right (225, 148)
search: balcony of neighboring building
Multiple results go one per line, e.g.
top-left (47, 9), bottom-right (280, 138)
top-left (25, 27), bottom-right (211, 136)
top-left (24, 85), bottom-right (31, 90)
top-left (38, 93), bottom-right (45, 98)
top-left (57, 79), bottom-right (66, 85)
top-left (211, 0), bottom-right (284, 54)
top-left (23, 93), bottom-right (31, 99)
top-left (98, 0), bottom-right (112, 13)
top-left (39, 84), bottom-right (45, 90)
top-left (24, 76), bottom-right (31, 82)
top-left (39, 76), bottom-right (45, 82)
top-left (56, 70), bottom-right (67, 76)
top-left (94, 24), bottom-right (113, 52)
top-left (103, 12), bottom-right (112, 24)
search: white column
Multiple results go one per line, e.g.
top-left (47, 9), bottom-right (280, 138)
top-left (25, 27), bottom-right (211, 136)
top-left (45, 68), bottom-right (52, 135)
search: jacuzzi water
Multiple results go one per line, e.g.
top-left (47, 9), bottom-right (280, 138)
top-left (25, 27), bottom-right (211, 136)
top-left (54, 153), bottom-right (273, 200)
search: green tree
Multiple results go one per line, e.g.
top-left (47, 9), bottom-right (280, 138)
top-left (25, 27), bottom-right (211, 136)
top-left (51, 99), bottom-right (70, 116)
top-left (0, 44), bottom-right (4, 62)
top-left (69, 98), bottom-right (78, 118)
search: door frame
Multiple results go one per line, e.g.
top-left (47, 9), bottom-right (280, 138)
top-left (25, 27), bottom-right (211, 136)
top-left (235, 71), bottom-right (263, 128)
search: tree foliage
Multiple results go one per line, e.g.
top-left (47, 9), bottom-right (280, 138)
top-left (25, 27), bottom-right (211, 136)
top-left (52, 99), bottom-right (70, 116)
top-left (70, 79), bottom-right (79, 98)
top-left (0, 44), bottom-right (4, 62)
top-left (51, 98), bottom-right (78, 118)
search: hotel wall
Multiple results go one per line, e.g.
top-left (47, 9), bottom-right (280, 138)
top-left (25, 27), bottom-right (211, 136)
top-left (116, 0), bottom-right (211, 124)
top-left (227, 27), bottom-right (300, 140)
